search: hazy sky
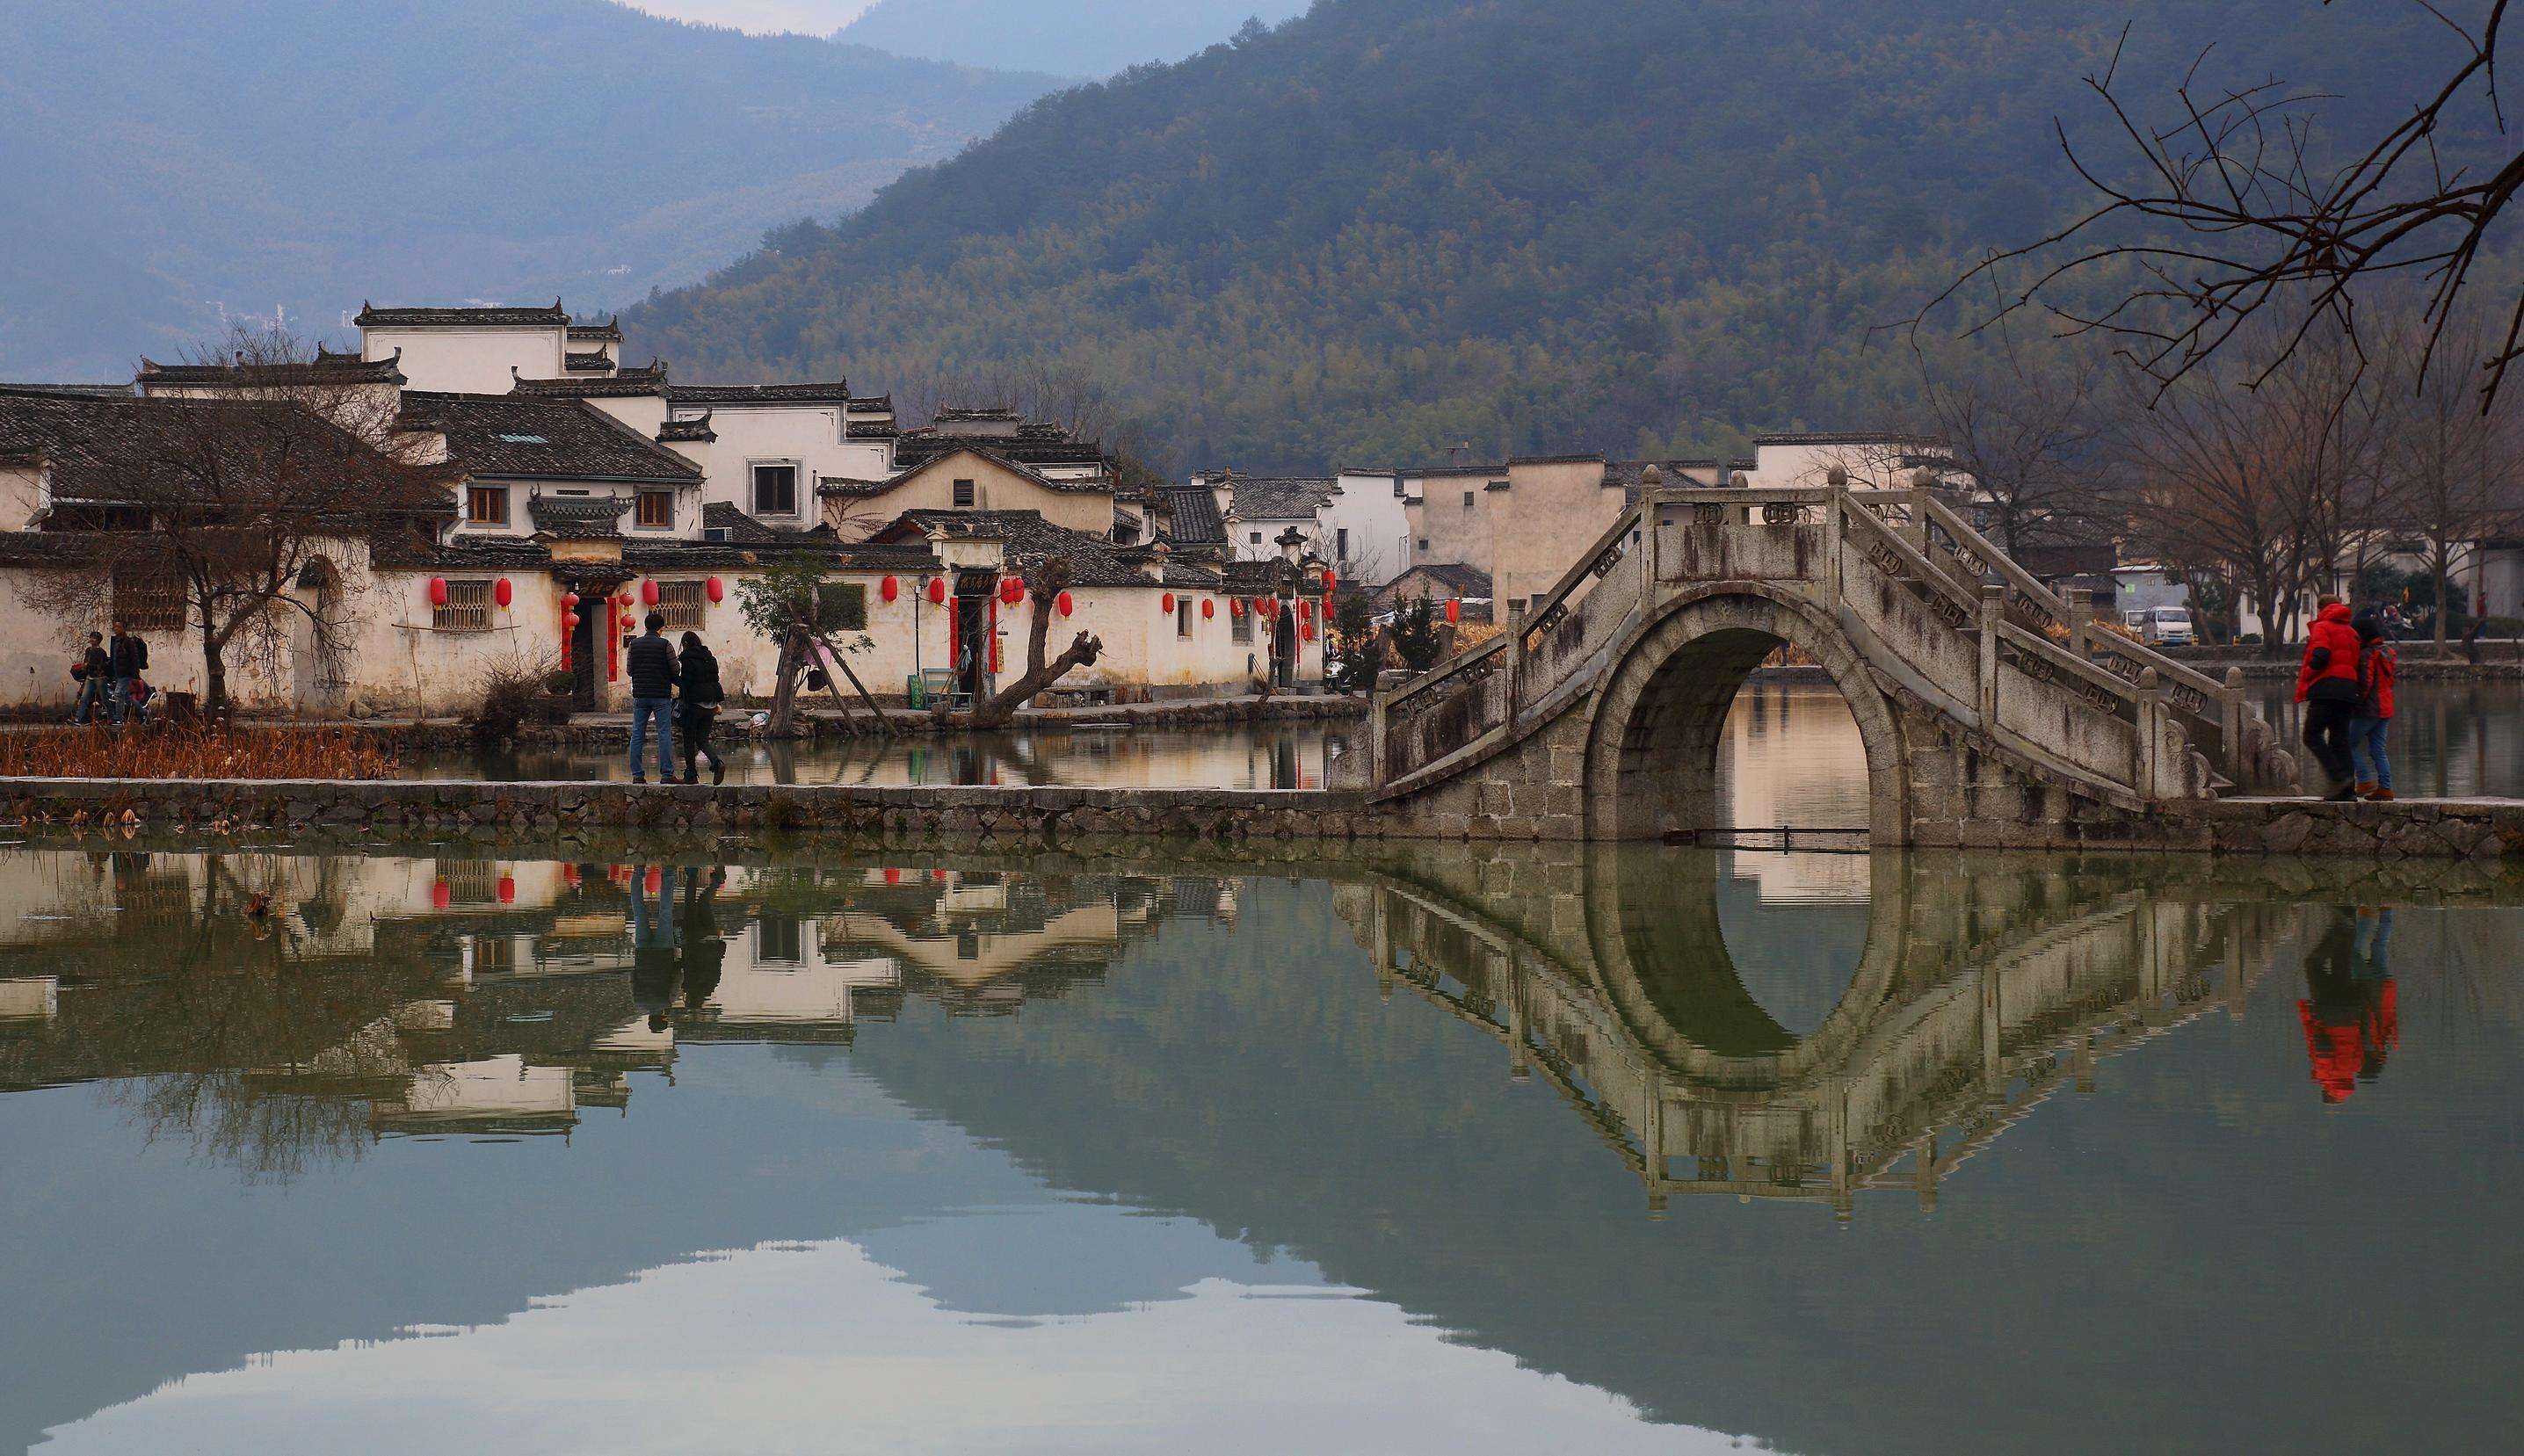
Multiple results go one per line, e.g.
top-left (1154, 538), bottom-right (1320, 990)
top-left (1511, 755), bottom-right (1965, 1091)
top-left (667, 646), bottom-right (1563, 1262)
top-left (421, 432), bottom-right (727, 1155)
top-left (621, 1), bottom-right (874, 34)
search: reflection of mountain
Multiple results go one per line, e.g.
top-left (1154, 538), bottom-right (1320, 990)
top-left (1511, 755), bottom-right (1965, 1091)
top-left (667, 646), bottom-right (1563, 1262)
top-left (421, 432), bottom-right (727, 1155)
top-left (4, 843), bottom-right (2523, 1452)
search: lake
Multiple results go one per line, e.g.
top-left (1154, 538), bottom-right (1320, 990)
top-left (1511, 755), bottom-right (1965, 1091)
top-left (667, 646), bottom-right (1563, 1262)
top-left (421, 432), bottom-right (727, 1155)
top-left (2, 836), bottom-right (2517, 1452)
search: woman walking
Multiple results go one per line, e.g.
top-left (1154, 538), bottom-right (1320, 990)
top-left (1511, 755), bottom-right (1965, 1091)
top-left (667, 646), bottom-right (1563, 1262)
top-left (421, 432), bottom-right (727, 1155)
top-left (677, 631), bottom-right (727, 786)
top-left (2350, 610), bottom-right (2397, 802)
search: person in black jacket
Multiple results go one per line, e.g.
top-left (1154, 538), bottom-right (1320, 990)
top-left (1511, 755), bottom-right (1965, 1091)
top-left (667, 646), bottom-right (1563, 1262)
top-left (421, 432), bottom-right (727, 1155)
top-left (70, 632), bottom-right (111, 725)
top-left (676, 631), bottom-right (727, 786)
top-left (105, 621), bottom-right (149, 727)
top-left (625, 612), bottom-right (678, 784)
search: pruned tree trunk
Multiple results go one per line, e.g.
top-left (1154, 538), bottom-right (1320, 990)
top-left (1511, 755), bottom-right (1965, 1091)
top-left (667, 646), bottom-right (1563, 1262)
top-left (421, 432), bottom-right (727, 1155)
top-left (971, 559), bottom-right (1102, 728)
top-left (766, 624), bottom-right (806, 738)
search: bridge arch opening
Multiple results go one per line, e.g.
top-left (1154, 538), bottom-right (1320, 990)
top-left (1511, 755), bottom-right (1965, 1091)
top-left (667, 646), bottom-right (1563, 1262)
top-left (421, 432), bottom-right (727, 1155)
top-left (1585, 589), bottom-right (1908, 844)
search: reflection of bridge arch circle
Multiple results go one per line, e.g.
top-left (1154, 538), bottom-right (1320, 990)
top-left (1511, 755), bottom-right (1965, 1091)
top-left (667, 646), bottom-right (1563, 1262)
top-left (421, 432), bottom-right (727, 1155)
top-left (1577, 844), bottom-right (1911, 1092)
top-left (1581, 583), bottom-right (1908, 843)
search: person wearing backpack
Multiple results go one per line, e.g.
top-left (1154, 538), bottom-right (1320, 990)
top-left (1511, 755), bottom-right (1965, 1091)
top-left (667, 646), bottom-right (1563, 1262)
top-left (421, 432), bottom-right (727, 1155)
top-left (105, 621), bottom-right (149, 727)
top-left (2350, 609), bottom-right (2397, 801)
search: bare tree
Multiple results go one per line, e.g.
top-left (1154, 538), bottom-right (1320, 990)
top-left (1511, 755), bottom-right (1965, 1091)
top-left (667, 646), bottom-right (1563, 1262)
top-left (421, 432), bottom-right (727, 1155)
top-left (969, 557), bottom-right (1105, 728)
top-left (2376, 303), bottom-right (2524, 644)
top-left (1912, 317), bottom-right (2121, 555)
top-left (1928, 4), bottom-right (2524, 409)
top-left (34, 326), bottom-right (447, 715)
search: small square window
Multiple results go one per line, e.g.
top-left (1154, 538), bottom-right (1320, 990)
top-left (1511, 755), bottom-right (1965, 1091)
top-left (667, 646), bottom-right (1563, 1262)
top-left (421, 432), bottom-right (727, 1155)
top-left (1250, 532), bottom-right (1262, 546)
top-left (433, 579), bottom-right (493, 634)
top-left (757, 916), bottom-right (802, 964)
top-left (657, 579), bottom-right (706, 629)
top-left (635, 490), bottom-right (674, 530)
top-left (952, 479), bottom-right (976, 507)
top-left (467, 485), bottom-right (509, 526)
top-left (1462, 490), bottom-right (1475, 509)
top-left (1336, 527), bottom-right (1349, 560)
top-left (1178, 599), bottom-right (1193, 639)
top-left (752, 463), bottom-right (799, 516)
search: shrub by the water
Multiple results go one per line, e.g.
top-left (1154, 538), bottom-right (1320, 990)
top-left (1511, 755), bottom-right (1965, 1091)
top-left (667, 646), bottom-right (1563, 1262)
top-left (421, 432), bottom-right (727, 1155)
top-left (0, 727), bottom-right (399, 780)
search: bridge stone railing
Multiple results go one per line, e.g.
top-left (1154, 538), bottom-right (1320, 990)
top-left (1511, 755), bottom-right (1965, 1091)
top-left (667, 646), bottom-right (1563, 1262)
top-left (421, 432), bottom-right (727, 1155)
top-left (1372, 476), bottom-right (2286, 812)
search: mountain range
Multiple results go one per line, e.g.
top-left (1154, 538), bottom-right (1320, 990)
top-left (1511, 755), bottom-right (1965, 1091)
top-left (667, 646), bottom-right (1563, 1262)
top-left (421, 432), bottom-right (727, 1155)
top-left (836, 0), bottom-right (1313, 76)
top-left (624, 0), bottom-right (2482, 473)
top-left (0, 0), bottom-right (1060, 380)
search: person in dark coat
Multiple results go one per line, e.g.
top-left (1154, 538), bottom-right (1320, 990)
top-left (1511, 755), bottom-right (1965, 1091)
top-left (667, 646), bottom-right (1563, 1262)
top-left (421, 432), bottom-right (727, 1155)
top-left (2294, 598), bottom-right (2361, 800)
top-left (630, 864), bottom-right (680, 1032)
top-left (105, 621), bottom-right (149, 726)
top-left (70, 632), bottom-right (111, 725)
top-left (625, 612), bottom-right (678, 784)
top-left (676, 631), bottom-right (726, 786)
top-left (679, 866), bottom-right (729, 1013)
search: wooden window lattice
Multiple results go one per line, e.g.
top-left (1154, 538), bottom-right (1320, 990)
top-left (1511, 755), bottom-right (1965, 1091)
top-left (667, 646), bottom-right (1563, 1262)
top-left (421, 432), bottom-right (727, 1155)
top-left (432, 579), bottom-right (493, 634)
top-left (658, 579), bottom-right (707, 630)
top-left (112, 571), bottom-right (185, 634)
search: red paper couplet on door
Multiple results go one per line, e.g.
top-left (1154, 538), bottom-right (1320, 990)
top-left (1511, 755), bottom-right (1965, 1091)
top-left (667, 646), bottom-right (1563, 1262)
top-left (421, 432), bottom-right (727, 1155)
top-left (493, 577), bottom-right (513, 609)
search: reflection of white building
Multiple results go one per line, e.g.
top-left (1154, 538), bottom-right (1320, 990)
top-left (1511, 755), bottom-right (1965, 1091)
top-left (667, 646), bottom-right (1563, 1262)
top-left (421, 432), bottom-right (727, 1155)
top-left (0, 976), bottom-right (58, 1026)
top-left (372, 1054), bottom-right (576, 1135)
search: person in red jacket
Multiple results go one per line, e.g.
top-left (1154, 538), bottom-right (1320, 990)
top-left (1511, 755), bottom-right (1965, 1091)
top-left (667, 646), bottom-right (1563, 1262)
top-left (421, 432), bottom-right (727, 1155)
top-left (2297, 907), bottom-right (2399, 1104)
top-left (2349, 610), bottom-right (2397, 800)
top-left (2294, 598), bottom-right (2362, 800)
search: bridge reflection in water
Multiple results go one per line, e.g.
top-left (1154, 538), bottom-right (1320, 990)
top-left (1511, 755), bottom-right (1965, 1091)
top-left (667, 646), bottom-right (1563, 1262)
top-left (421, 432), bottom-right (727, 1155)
top-left (1350, 843), bottom-right (2485, 1220)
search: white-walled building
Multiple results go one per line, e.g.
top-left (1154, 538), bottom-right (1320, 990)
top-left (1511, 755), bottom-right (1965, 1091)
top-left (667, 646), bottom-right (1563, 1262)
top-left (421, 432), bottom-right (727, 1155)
top-left (0, 301), bottom-right (1330, 717)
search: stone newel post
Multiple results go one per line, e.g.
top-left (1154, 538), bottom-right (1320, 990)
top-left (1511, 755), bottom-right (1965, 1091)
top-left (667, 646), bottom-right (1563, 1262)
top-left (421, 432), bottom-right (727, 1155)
top-left (1977, 583), bottom-right (2005, 728)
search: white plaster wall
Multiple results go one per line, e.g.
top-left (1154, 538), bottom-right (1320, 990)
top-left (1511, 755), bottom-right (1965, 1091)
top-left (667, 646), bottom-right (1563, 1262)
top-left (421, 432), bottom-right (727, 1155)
top-left (1324, 473), bottom-right (1412, 587)
top-left (0, 464), bottom-right (44, 532)
top-left (687, 407), bottom-right (862, 530)
top-left (364, 328), bottom-right (569, 395)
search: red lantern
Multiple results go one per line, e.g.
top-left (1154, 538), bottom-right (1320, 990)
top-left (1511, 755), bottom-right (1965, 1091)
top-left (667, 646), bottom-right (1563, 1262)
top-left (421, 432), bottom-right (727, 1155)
top-left (427, 576), bottom-right (448, 607)
top-left (932, 869), bottom-right (949, 881)
top-left (706, 576), bottom-right (725, 604)
top-left (562, 865), bottom-right (581, 888)
top-left (562, 590), bottom-right (579, 610)
top-left (1229, 597), bottom-right (1244, 619)
top-left (1201, 598), bottom-right (1215, 619)
top-left (1056, 590), bottom-right (1074, 617)
top-left (1254, 597), bottom-right (1273, 618)
top-left (493, 577), bottom-right (513, 609)
top-left (1445, 598), bottom-right (1461, 624)
top-left (1302, 621), bottom-right (1316, 643)
top-left (881, 576), bottom-right (900, 603)
top-left (927, 577), bottom-right (947, 605)
top-left (497, 875), bottom-right (516, 905)
top-left (645, 867), bottom-right (662, 895)
top-left (1000, 576), bottom-right (1024, 606)
top-left (1161, 592), bottom-right (1176, 613)
top-left (1299, 600), bottom-right (1314, 624)
top-left (431, 879), bottom-right (451, 910)
top-left (884, 867), bottom-right (902, 887)
top-left (641, 580), bottom-right (661, 607)
top-left (562, 612), bottom-right (580, 631)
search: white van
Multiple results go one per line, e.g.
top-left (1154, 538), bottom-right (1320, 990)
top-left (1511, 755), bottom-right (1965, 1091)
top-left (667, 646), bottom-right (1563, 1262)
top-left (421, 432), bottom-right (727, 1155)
top-left (2132, 605), bottom-right (2195, 648)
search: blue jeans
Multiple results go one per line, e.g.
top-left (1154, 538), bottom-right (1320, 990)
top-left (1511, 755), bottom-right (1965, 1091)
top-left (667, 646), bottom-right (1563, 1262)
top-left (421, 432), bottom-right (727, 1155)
top-left (2349, 716), bottom-right (2392, 791)
top-left (111, 676), bottom-right (141, 725)
top-left (71, 677), bottom-right (108, 723)
top-left (630, 698), bottom-right (676, 780)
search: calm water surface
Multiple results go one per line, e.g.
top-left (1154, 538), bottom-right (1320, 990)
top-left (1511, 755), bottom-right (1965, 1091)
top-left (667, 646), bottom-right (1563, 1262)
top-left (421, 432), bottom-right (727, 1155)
top-left (2, 835), bottom-right (2518, 1453)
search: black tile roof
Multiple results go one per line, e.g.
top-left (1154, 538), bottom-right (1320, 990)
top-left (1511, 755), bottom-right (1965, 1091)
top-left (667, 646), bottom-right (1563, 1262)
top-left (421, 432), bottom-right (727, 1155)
top-left (872, 510), bottom-right (1162, 589)
top-left (1387, 562), bottom-right (1493, 598)
top-left (1750, 431), bottom-right (1943, 447)
top-left (625, 538), bottom-right (941, 573)
top-left (135, 349), bottom-right (407, 388)
top-left (1229, 476), bottom-right (1332, 521)
top-left (366, 527), bottom-right (556, 572)
top-left (567, 320), bottom-right (624, 343)
top-left (358, 301), bottom-right (570, 329)
top-left (564, 351), bottom-right (616, 373)
top-left (527, 494), bottom-right (635, 539)
top-left (848, 395), bottom-right (893, 412)
top-left (398, 392), bottom-right (700, 483)
top-left (664, 381), bottom-right (851, 406)
top-left (1159, 488), bottom-right (1225, 545)
top-left (820, 448), bottom-right (1113, 502)
top-left (0, 388), bottom-right (451, 511)
top-left (511, 363), bottom-right (669, 399)
top-left (845, 421), bottom-right (898, 439)
top-left (657, 415), bottom-right (716, 443)
top-left (700, 501), bottom-right (794, 543)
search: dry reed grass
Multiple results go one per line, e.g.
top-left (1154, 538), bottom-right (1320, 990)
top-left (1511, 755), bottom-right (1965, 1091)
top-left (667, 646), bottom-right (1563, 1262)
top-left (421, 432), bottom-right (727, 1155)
top-left (0, 726), bottom-right (400, 780)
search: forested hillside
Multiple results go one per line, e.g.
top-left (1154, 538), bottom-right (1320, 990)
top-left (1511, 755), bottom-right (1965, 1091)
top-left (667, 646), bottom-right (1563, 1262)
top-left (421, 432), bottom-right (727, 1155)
top-left (837, 0), bottom-right (1311, 75)
top-left (627, 0), bottom-right (2483, 472)
top-left (0, 0), bottom-right (1057, 380)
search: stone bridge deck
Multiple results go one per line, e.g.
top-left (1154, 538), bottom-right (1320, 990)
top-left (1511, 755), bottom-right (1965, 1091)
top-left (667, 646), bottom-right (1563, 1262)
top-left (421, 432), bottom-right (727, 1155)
top-left (1365, 480), bottom-right (2419, 846)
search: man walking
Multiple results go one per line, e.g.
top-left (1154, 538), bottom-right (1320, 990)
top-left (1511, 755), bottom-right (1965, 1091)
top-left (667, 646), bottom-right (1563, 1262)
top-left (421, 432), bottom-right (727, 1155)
top-left (70, 632), bottom-right (111, 725)
top-left (105, 621), bottom-right (148, 727)
top-left (2294, 597), bottom-right (2361, 801)
top-left (626, 611), bottom-right (678, 784)
top-left (676, 630), bottom-right (726, 786)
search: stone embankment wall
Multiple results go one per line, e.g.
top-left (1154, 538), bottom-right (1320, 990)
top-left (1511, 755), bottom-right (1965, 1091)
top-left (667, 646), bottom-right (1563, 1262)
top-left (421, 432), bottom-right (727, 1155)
top-left (2, 776), bottom-right (2521, 858)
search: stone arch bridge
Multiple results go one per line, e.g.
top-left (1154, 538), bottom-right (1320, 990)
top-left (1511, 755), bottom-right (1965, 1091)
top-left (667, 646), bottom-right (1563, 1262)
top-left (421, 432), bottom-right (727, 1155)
top-left (1367, 482), bottom-right (2297, 846)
